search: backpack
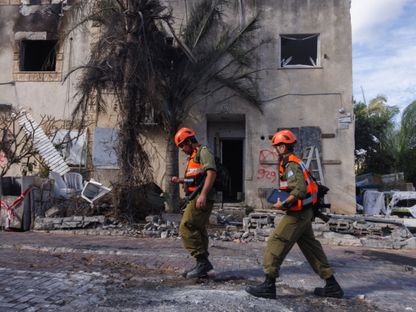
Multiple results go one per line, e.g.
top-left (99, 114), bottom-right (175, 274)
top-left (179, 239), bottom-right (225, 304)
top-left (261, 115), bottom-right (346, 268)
top-left (312, 179), bottom-right (331, 222)
top-left (288, 160), bottom-right (331, 222)
top-left (194, 146), bottom-right (231, 193)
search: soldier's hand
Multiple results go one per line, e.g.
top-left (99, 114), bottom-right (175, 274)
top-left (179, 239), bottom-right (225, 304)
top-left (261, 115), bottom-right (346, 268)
top-left (171, 176), bottom-right (181, 183)
top-left (273, 197), bottom-right (284, 210)
top-left (196, 193), bottom-right (207, 209)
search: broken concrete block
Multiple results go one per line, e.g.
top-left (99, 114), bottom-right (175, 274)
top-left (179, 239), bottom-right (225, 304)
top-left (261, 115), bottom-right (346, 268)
top-left (361, 238), bottom-right (394, 249)
top-left (403, 237), bottom-right (416, 249)
top-left (143, 230), bottom-right (161, 237)
top-left (45, 207), bottom-right (61, 218)
top-left (242, 217), bottom-right (250, 230)
top-left (226, 225), bottom-right (238, 232)
top-left (160, 231), bottom-right (169, 239)
top-left (161, 213), bottom-right (181, 224)
top-left (84, 216), bottom-right (105, 224)
top-left (145, 215), bottom-right (160, 224)
top-left (242, 231), bottom-right (250, 239)
top-left (209, 214), bottom-right (218, 225)
top-left (312, 222), bottom-right (330, 232)
top-left (73, 216), bottom-right (84, 222)
top-left (61, 221), bottom-right (83, 229)
top-left (33, 219), bottom-right (55, 230)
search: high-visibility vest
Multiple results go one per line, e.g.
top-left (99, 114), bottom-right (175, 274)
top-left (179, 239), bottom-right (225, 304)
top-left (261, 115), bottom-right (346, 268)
top-left (279, 154), bottom-right (318, 211)
top-left (184, 147), bottom-right (206, 194)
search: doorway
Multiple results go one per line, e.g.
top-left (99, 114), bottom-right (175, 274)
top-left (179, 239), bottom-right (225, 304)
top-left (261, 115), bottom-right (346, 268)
top-left (221, 139), bottom-right (243, 202)
top-left (207, 114), bottom-right (245, 203)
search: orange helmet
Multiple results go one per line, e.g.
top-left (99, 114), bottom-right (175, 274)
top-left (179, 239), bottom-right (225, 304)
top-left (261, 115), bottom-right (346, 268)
top-left (271, 129), bottom-right (297, 146)
top-left (174, 127), bottom-right (196, 147)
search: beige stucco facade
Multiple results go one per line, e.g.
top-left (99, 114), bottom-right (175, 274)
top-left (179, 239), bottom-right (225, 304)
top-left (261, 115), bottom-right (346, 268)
top-left (0, 0), bottom-right (355, 214)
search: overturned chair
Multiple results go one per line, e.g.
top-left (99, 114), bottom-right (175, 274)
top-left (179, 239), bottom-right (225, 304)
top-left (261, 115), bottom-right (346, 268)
top-left (81, 179), bottom-right (112, 208)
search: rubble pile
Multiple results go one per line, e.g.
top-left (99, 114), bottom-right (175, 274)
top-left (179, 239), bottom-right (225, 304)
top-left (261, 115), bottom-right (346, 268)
top-left (32, 210), bottom-right (416, 249)
top-left (142, 215), bottom-right (179, 238)
top-left (34, 215), bottom-right (107, 231)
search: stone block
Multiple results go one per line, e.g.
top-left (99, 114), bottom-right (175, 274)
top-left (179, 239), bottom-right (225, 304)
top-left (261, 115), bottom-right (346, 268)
top-left (145, 215), bottom-right (160, 223)
top-left (45, 207), bottom-right (61, 218)
top-left (33, 220), bottom-right (54, 231)
top-left (209, 213), bottom-right (218, 225)
top-left (143, 230), bottom-right (161, 237)
top-left (60, 221), bottom-right (83, 229)
top-left (28, 73), bottom-right (44, 81)
top-left (402, 237), bottom-right (416, 249)
top-left (226, 225), bottom-right (238, 232)
top-left (161, 213), bottom-right (181, 224)
top-left (312, 222), bottom-right (330, 232)
top-left (43, 72), bottom-right (61, 82)
top-left (361, 238), bottom-right (394, 249)
top-left (84, 216), bottom-right (105, 224)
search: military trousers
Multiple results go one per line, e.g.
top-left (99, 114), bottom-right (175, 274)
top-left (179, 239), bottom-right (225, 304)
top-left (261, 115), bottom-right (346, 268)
top-left (263, 207), bottom-right (333, 279)
top-left (179, 197), bottom-right (214, 258)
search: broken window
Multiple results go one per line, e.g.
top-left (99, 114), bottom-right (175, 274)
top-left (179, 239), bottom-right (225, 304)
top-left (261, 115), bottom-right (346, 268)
top-left (52, 130), bottom-right (87, 167)
top-left (92, 128), bottom-right (119, 169)
top-left (20, 40), bottom-right (57, 71)
top-left (280, 34), bottom-right (319, 68)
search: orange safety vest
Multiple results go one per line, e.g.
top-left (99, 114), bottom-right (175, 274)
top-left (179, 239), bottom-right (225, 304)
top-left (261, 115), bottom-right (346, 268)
top-left (279, 154), bottom-right (318, 211)
top-left (184, 147), bottom-right (206, 195)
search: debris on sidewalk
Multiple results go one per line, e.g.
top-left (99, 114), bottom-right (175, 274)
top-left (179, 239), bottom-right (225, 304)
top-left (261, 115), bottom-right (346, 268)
top-left (29, 208), bottom-right (416, 250)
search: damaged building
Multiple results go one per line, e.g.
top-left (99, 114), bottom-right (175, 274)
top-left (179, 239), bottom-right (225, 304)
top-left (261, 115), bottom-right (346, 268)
top-left (0, 0), bottom-right (355, 214)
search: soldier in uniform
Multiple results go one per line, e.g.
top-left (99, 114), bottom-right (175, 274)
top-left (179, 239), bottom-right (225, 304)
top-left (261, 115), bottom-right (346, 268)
top-left (246, 129), bottom-right (343, 299)
top-left (172, 127), bottom-right (217, 278)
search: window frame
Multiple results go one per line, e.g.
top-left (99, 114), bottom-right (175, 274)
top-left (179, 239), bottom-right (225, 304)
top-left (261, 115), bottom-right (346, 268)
top-left (279, 33), bottom-right (321, 68)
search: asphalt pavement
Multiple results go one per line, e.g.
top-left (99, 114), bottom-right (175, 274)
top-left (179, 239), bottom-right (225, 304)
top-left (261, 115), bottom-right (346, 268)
top-left (0, 231), bottom-right (415, 312)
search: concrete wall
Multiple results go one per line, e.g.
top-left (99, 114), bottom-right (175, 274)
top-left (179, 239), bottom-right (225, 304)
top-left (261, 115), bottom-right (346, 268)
top-left (170, 0), bottom-right (355, 213)
top-left (0, 2), bottom-right (91, 121)
top-left (0, 0), bottom-right (355, 213)
top-left (0, 2), bottom-right (94, 176)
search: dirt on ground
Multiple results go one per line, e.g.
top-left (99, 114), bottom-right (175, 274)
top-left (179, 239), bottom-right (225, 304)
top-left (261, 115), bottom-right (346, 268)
top-left (0, 248), bottom-right (379, 312)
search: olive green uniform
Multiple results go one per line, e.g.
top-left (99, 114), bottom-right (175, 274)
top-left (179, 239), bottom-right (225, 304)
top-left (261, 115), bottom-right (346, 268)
top-left (179, 146), bottom-right (216, 258)
top-left (263, 159), bottom-right (334, 279)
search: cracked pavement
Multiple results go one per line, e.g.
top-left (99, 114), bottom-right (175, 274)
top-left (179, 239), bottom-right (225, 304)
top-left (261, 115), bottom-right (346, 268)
top-left (0, 231), bottom-right (415, 311)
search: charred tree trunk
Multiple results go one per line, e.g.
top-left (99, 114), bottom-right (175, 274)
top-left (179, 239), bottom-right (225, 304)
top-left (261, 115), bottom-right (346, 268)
top-left (164, 126), bottom-right (180, 212)
top-left (115, 5), bottom-right (152, 220)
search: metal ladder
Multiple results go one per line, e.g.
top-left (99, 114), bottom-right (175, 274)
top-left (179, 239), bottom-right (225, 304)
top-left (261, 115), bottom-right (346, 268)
top-left (302, 146), bottom-right (325, 185)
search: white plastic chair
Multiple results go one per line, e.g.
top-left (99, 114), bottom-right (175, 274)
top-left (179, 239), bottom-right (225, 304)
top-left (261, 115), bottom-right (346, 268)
top-left (49, 171), bottom-right (78, 199)
top-left (49, 171), bottom-right (82, 198)
top-left (63, 172), bottom-right (83, 192)
top-left (81, 179), bottom-right (111, 207)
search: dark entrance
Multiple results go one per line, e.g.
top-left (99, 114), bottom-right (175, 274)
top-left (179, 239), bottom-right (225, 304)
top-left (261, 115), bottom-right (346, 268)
top-left (221, 139), bottom-right (243, 202)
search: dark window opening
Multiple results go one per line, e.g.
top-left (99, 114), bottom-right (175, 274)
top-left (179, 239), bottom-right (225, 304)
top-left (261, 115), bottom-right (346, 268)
top-left (280, 34), bottom-right (319, 67)
top-left (395, 199), bottom-right (416, 208)
top-left (20, 40), bottom-right (57, 71)
top-left (221, 139), bottom-right (244, 202)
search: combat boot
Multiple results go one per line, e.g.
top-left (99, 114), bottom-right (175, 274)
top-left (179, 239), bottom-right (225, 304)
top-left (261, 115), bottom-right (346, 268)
top-left (245, 275), bottom-right (276, 299)
top-left (314, 276), bottom-right (344, 298)
top-left (181, 263), bottom-right (198, 278)
top-left (186, 255), bottom-right (214, 278)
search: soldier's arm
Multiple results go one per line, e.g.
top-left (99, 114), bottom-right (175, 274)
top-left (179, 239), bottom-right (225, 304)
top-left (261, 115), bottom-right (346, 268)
top-left (196, 148), bottom-right (217, 208)
top-left (286, 162), bottom-right (307, 200)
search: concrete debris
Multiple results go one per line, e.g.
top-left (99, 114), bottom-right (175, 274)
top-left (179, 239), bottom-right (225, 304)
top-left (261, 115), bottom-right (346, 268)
top-left (32, 210), bottom-right (416, 249)
top-left (34, 216), bottom-right (106, 230)
top-left (44, 207), bottom-right (61, 218)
